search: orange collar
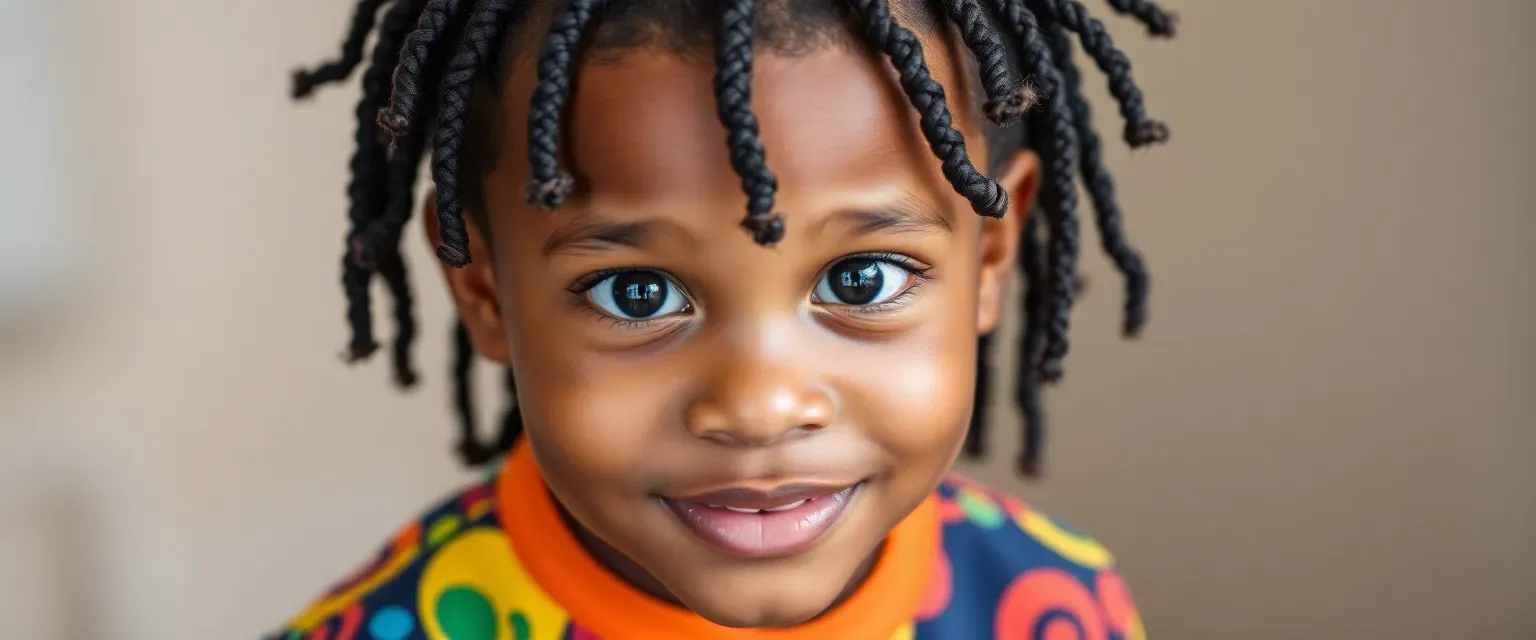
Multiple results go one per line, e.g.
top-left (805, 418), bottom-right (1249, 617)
top-left (495, 444), bottom-right (935, 639)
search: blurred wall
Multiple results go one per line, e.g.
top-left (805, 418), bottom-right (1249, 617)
top-left (0, 0), bottom-right (1531, 638)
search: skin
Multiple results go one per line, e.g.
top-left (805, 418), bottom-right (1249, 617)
top-left (429, 23), bottom-right (1039, 629)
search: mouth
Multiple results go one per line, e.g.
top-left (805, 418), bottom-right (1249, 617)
top-left (661, 482), bottom-right (863, 559)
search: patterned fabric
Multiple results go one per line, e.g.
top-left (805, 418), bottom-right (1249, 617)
top-left (265, 449), bottom-right (1145, 640)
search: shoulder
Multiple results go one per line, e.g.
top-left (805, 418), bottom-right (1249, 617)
top-left (919, 475), bottom-right (1147, 640)
top-left (262, 473), bottom-right (503, 640)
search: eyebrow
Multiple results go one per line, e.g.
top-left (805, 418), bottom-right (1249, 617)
top-left (541, 192), bottom-right (950, 256)
top-left (815, 191), bottom-right (953, 239)
top-left (541, 218), bottom-right (654, 257)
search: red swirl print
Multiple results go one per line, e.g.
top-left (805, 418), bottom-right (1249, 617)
top-left (332, 603), bottom-right (365, 640)
top-left (995, 568), bottom-right (1107, 640)
top-left (916, 546), bottom-right (953, 620)
top-left (1095, 570), bottom-right (1145, 640)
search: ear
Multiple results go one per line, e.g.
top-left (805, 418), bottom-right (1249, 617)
top-left (423, 190), bottom-right (512, 363)
top-left (976, 150), bottom-right (1040, 335)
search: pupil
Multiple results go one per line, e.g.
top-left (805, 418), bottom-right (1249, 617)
top-left (613, 272), bottom-right (667, 318)
top-left (831, 259), bottom-right (883, 305)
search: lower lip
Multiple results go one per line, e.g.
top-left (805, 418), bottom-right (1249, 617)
top-left (663, 485), bottom-right (860, 558)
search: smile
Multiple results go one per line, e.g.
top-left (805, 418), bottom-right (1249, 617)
top-left (662, 482), bottom-right (863, 558)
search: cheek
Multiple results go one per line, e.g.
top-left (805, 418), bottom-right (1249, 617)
top-left (855, 335), bottom-right (975, 459)
top-left (497, 264), bottom-right (681, 487)
top-left (836, 298), bottom-right (979, 466)
top-left (512, 344), bottom-right (684, 488)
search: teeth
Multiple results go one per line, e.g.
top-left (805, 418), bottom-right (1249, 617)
top-left (699, 499), bottom-right (810, 514)
top-left (765, 500), bottom-right (807, 512)
top-left (698, 500), bottom-right (810, 514)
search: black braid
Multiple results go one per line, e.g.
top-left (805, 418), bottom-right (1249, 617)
top-left (452, 320), bottom-right (501, 466)
top-left (1016, 215), bottom-right (1048, 475)
top-left (1103, 0), bottom-right (1177, 37)
top-left (989, 0), bottom-right (1079, 383)
top-left (376, 249), bottom-right (420, 387)
top-left (379, 0), bottom-right (466, 141)
top-left (964, 333), bottom-right (993, 457)
top-left (338, 0), bottom-right (424, 363)
top-left (293, 0), bottom-right (395, 100)
top-left (341, 257), bottom-right (378, 360)
top-left (451, 321), bottom-right (523, 467)
top-left (432, 0), bottom-right (524, 267)
top-left (1033, 59), bottom-right (1080, 384)
top-left (494, 367), bottom-right (525, 454)
top-left (849, 0), bottom-right (1008, 219)
top-left (1026, 0), bottom-right (1168, 147)
top-left (1047, 24), bottom-right (1149, 336)
top-left (524, 0), bottom-right (603, 211)
top-left (370, 0), bottom-right (442, 389)
top-left (940, 0), bottom-right (1032, 124)
top-left (360, 0), bottom-right (444, 251)
top-left (715, 0), bottom-right (785, 246)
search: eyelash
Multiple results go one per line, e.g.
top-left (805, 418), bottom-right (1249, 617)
top-left (568, 252), bottom-right (932, 329)
top-left (578, 305), bottom-right (675, 331)
top-left (818, 251), bottom-right (932, 314)
top-left (567, 267), bottom-right (649, 294)
top-left (569, 267), bottom-right (693, 331)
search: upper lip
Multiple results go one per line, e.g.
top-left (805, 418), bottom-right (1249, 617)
top-left (668, 482), bottom-right (858, 509)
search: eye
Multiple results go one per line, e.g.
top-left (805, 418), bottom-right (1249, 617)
top-left (813, 257), bottom-right (914, 306)
top-left (585, 271), bottom-right (689, 320)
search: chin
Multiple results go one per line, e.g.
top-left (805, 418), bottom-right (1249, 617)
top-left (684, 597), bottom-right (829, 629)
top-left (668, 570), bottom-right (848, 629)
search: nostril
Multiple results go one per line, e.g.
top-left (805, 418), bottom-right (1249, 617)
top-left (700, 429), bottom-right (745, 447)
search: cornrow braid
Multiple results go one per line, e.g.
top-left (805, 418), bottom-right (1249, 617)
top-left (431, 0), bottom-right (525, 267)
top-left (1046, 23), bottom-right (1149, 336)
top-left (715, 0), bottom-right (785, 246)
top-left (1103, 0), bottom-right (1177, 37)
top-left (1026, 0), bottom-right (1168, 147)
top-left (379, 0), bottom-right (466, 141)
top-left (940, 0), bottom-right (1032, 125)
top-left (850, 0), bottom-right (1008, 219)
top-left (293, 0), bottom-right (394, 100)
top-left (523, 0), bottom-right (603, 212)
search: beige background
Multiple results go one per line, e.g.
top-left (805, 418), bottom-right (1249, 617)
top-left (1, 0), bottom-right (1532, 638)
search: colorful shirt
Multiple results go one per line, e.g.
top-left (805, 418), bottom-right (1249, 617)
top-left (266, 446), bottom-right (1146, 640)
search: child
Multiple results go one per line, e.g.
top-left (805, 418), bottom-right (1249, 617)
top-left (273, 0), bottom-right (1176, 637)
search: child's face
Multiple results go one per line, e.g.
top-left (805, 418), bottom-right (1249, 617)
top-left (436, 28), bottom-right (1036, 628)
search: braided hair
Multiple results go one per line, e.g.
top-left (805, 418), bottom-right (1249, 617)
top-left (291, 0), bottom-right (1174, 477)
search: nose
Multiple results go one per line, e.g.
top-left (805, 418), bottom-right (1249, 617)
top-left (683, 359), bottom-right (835, 448)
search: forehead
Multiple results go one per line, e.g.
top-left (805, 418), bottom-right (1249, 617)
top-left (476, 21), bottom-right (986, 244)
top-left (574, 49), bottom-right (944, 201)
